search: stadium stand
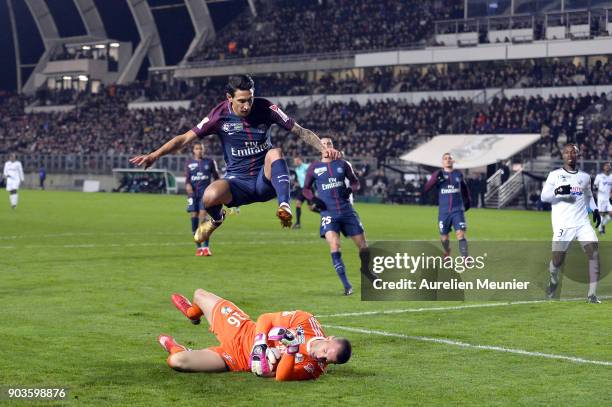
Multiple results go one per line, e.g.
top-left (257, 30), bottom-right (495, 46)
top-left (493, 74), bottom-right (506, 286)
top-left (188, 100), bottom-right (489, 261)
top-left (2, 82), bottom-right (610, 165)
top-left (189, 0), bottom-right (464, 62)
top-left (142, 57), bottom-right (612, 101)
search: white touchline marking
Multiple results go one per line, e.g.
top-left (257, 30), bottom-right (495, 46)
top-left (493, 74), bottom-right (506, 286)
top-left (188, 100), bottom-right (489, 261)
top-left (0, 240), bottom-right (320, 250)
top-left (323, 324), bottom-right (612, 367)
top-left (0, 230), bottom-right (316, 240)
top-left (317, 296), bottom-right (611, 318)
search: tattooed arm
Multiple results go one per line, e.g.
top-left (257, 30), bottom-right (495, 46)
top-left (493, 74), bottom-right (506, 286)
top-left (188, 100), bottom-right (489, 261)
top-left (290, 123), bottom-right (341, 160)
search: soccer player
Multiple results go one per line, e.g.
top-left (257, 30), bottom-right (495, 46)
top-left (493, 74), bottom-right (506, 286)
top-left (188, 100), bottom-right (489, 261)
top-left (423, 153), bottom-right (471, 257)
top-left (541, 144), bottom-right (602, 303)
top-left (292, 156), bottom-right (310, 229)
top-left (3, 153), bottom-right (24, 209)
top-left (302, 137), bottom-right (367, 296)
top-left (158, 289), bottom-right (352, 381)
top-left (185, 142), bottom-right (220, 256)
top-left (593, 162), bottom-right (612, 234)
top-left (130, 75), bottom-right (340, 245)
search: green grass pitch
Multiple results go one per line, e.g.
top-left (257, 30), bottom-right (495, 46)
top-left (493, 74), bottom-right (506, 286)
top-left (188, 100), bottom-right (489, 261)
top-left (1, 190), bottom-right (610, 406)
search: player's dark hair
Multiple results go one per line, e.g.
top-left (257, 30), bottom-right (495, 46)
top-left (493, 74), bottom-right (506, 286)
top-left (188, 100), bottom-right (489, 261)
top-left (321, 136), bottom-right (334, 146)
top-left (334, 337), bottom-right (352, 364)
top-left (563, 143), bottom-right (578, 151)
top-left (225, 75), bottom-right (255, 97)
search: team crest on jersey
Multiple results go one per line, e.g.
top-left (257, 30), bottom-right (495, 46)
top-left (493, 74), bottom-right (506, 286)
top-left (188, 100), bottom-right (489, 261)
top-left (204, 164), bottom-right (209, 170)
top-left (295, 354), bottom-right (304, 363)
top-left (337, 167), bottom-right (343, 174)
top-left (188, 163), bottom-right (199, 171)
top-left (314, 167), bottom-right (327, 176)
top-left (221, 306), bottom-right (232, 316)
top-left (269, 104), bottom-right (289, 122)
top-left (222, 122), bottom-right (243, 133)
top-left (559, 175), bottom-right (568, 182)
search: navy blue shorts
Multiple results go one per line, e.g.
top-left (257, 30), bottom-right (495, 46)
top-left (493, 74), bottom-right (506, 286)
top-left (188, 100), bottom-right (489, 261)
top-left (319, 211), bottom-right (365, 238)
top-left (226, 167), bottom-right (276, 208)
top-left (438, 211), bottom-right (467, 235)
top-left (187, 189), bottom-right (206, 213)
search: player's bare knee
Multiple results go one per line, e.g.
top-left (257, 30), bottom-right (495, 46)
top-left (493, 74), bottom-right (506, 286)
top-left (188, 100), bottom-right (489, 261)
top-left (456, 230), bottom-right (465, 240)
top-left (193, 288), bottom-right (209, 302)
top-left (167, 352), bottom-right (188, 371)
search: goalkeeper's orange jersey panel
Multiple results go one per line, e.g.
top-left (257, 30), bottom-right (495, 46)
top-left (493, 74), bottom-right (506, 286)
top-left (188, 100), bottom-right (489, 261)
top-left (207, 302), bottom-right (327, 379)
top-left (255, 310), bottom-right (328, 381)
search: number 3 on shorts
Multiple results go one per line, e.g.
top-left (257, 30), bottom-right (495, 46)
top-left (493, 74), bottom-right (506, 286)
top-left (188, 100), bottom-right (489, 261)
top-left (557, 228), bottom-right (564, 237)
top-left (321, 216), bottom-right (332, 227)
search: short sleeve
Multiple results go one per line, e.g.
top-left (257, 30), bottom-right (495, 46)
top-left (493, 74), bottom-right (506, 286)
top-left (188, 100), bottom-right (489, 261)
top-left (261, 99), bottom-right (295, 131)
top-left (191, 107), bottom-right (219, 138)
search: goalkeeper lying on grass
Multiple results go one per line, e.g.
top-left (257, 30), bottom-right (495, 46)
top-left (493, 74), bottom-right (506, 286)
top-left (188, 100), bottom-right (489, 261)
top-left (158, 288), bottom-right (351, 380)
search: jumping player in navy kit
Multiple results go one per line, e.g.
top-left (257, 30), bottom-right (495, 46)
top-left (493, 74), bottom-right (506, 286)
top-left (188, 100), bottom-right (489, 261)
top-left (130, 75), bottom-right (341, 245)
top-left (424, 153), bottom-right (471, 257)
top-left (185, 142), bottom-right (220, 256)
top-left (303, 137), bottom-right (368, 296)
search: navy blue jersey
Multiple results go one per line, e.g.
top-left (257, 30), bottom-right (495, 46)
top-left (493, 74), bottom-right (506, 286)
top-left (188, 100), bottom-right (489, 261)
top-left (191, 98), bottom-right (295, 177)
top-left (185, 158), bottom-right (219, 196)
top-left (303, 159), bottom-right (360, 216)
top-left (424, 169), bottom-right (470, 214)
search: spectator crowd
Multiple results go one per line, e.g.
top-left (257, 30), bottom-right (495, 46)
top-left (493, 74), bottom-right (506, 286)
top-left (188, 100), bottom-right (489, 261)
top-left (190, 0), bottom-right (464, 62)
top-left (144, 57), bottom-right (612, 102)
top-left (2, 82), bottom-right (610, 164)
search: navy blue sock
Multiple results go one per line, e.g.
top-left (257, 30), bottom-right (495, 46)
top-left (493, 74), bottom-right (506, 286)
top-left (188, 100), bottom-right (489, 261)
top-left (331, 251), bottom-right (351, 289)
top-left (191, 217), bottom-right (200, 247)
top-left (205, 204), bottom-right (223, 222)
top-left (270, 159), bottom-right (291, 205)
top-left (296, 207), bottom-right (302, 224)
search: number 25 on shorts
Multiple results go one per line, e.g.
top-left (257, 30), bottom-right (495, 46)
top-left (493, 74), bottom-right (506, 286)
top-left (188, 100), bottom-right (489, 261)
top-left (321, 216), bottom-right (332, 227)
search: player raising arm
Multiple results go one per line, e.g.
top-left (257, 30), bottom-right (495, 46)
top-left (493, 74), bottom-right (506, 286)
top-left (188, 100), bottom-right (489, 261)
top-left (541, 144), bottom-right (602, 303)
top-left (302, 137), bottom-right (368, 296)
top-left (158, 289), bottom-right (351, 381)
top-left (130, 75), bottom-right (341, 246)
top-left (423, 152), bottom-right (471, 257)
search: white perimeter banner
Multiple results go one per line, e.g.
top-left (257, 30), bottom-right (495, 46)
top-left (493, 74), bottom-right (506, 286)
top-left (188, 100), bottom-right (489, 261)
top-left (400, 134), bottom-right (541, 169)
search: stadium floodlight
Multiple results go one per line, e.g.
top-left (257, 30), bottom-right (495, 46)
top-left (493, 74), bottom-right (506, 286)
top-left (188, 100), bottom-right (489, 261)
top-left (62, 76), bottom-right (72, 80)
top-left (109, 43), bottom-right (120, 48)
top-left (95, 44), bottom-right (106, 49)
top-left (82, 45), bottom-right (91, 50)
top-left (78, 75), bottom-right (88, 81)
